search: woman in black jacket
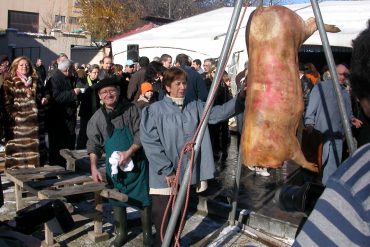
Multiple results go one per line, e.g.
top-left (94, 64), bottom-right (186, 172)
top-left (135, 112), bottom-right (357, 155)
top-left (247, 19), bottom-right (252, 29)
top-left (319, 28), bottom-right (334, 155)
top-left (76, 64), bottom-right (100, 149)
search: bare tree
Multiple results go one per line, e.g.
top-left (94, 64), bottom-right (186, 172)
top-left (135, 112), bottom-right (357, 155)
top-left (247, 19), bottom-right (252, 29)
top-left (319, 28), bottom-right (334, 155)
top-left (138, 0), bottom-right (205, 19)
top-left (76, 0), bottom-right (144, 41)
top-left (41, 1), bottom-right (57, 33)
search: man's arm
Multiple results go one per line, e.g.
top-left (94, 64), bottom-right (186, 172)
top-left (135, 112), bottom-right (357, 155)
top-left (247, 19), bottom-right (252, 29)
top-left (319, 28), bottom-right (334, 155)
top-left (196, 74), bottom-right (208, 101)
top-left (51, 76), bottom-right (78, 103)
top-left (127, 73), bottom-right (139, 101)
top-left (304, 84), bottom-right (320, 126)
top-left (90, 152), bottom-right (103, 183)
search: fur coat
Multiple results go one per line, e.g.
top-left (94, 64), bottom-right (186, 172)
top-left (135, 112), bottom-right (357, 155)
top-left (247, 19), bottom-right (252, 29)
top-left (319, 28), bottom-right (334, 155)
top-left (3, 75), bottom-right (47, 168)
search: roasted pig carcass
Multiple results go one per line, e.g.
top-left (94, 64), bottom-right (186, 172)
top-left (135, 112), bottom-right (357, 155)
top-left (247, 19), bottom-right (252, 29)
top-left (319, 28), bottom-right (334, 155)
top-left (241, 6), bottom-right (340, 172)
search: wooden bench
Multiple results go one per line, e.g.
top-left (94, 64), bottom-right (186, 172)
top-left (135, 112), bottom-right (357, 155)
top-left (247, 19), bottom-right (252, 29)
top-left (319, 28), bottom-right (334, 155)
top-left (5, 166), bottom-right (128, 246)
top-left (59, 149), bottom-right (88, 171)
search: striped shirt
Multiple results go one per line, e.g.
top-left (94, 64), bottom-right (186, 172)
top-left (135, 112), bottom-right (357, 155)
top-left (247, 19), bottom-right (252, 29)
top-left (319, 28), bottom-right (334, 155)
top-left (293, 144), bottom-right (370, 247)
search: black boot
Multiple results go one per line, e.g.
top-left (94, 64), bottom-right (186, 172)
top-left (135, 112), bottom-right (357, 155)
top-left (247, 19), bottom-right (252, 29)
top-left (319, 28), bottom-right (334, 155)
top-left (110, 206), bottom-right (128, 247)
top-left (140, 206), bottom-right (153, 247)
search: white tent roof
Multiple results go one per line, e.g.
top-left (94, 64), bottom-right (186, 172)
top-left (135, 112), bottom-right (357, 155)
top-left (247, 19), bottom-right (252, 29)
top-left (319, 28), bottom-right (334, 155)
top-left (111, 0), bottom-right (370, 69)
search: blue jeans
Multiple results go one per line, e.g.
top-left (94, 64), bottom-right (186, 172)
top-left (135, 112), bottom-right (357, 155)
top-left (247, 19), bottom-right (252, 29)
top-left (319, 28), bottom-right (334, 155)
top-left (322, 139), bottom-right (343, 185)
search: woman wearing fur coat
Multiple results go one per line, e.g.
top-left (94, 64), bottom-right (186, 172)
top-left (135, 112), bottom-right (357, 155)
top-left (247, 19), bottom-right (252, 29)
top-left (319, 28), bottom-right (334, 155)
top-left (2, 56), bottom-right (48, 168)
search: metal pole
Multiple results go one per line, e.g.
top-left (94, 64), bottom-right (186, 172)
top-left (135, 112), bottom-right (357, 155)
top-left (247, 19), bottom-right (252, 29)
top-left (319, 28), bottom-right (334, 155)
top-left (228, 146), bottom-right (243, 225)
top-left (161, 0), bottom-right (245, 246)
top-left (168, 0), bottom-right (171, 19)
top-left (310, 0), bottom-right (356, 155)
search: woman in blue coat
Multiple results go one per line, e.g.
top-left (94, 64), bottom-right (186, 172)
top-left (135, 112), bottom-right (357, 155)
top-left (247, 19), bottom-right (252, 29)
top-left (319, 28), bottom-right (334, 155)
top-left (140, 67), bottom-right (245, 246)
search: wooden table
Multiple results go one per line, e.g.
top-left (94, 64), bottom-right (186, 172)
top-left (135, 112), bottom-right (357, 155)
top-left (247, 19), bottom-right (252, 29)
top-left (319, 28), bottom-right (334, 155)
top-left (5, 166), bottom-right (128, 246)
top-left (59, 149), bottom-right (88, 171)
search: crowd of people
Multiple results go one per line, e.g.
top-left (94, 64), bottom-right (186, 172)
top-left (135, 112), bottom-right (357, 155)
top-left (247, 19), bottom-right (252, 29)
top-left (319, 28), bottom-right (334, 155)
top-left (0, 23), bottom-right (369, 245)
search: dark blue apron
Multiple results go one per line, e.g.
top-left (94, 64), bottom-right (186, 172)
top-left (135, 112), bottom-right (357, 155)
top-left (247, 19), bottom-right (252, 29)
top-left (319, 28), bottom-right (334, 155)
top-left (104, 127), bottom-right (150, 209)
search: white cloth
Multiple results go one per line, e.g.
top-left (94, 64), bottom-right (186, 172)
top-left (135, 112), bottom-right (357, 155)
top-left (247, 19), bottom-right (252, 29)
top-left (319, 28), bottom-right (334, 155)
top-left (109, 151), bottom-right (134, 176)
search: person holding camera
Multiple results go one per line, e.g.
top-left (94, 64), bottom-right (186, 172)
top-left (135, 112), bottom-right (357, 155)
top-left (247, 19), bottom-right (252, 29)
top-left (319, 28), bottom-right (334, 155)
top-left (304, 64), bottom-right (362, 185)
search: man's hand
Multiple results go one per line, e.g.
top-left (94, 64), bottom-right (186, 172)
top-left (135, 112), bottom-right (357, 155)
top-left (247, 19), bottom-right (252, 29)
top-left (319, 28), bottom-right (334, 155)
top-left (165, 173), bottom-right (176, 187)
top-left (351, 117), bottom-right (363, 128)
top-left (239, 83), bottom-right (248, 99)
top-left (117, 150), bottom-right (132, 166)
top-left (117, 145), bottom-right (140, 166)
top-left (305, 124), bottom-right (314, 134)
top-left (41, 97), bottom-right (48, 105)
top-left (91, 167), bottom-right (103, 183)
top-left (73, 88), bottom-right (81, 95)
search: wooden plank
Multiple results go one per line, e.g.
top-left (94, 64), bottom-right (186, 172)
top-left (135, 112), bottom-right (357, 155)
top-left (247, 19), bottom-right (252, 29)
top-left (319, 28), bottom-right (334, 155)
top-left (60, 149), bottom-right (89, 171)
top-left (38, 183), bottom-right (106, 199)
top-left (25, 175), bottom-right (93, 190)
top-left (88, 191), bottom-right (109, 243)
top-left (5, 166), bottom-right (65, 186)
top-left (43, 223), bottom-right (55, 246)
top-left (60, 149), bottom-right (88, 160)
top-left (5, 166), bottom-right (65, 176)
top-left (100, 189), bottom-right (128, 202)
top-left (15, 184), bottom-right (24, 210)
top-left (12, 170), bottom-right (72, 185)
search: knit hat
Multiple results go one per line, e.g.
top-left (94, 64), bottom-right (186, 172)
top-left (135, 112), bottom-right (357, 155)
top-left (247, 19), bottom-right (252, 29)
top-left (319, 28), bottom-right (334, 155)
top-left (141, 82), bottom-right (153, 95)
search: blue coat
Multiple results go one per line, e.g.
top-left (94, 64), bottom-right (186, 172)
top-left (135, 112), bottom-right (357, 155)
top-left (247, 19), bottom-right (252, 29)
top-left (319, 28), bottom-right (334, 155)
top-left (304, 80), bottom-right (353, 139)
top-left (140, 94), bottom-right (244, 189)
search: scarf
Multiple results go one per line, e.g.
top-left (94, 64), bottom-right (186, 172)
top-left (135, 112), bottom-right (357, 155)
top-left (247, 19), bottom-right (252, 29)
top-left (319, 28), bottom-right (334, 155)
top-left (101, 101), bottom-right (129, 137)
top-left (16, 71), bottom-right (33, 87)
top-left (168, 95), bottom-right (185, 110)
top-left (137, 94), bottom-right (150, 103)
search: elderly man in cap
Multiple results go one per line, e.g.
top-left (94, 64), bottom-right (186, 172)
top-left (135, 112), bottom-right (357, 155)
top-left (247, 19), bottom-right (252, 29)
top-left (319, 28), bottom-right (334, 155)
top-left (86, 78), bottom-right (152, 246)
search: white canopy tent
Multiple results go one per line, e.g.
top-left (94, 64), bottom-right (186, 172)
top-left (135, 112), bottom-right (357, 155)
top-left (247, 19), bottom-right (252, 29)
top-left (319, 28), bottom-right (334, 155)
top-left (111, 0), bottom-right (370, 73)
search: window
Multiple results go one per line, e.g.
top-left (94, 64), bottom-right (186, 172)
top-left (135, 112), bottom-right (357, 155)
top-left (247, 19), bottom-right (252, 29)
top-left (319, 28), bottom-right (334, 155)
top-left (55, 15), bottom-right (66, 23)
top-left (8, 10), bottom-right (39, 33)
top-left (69, 17), bottom-right (78, 24)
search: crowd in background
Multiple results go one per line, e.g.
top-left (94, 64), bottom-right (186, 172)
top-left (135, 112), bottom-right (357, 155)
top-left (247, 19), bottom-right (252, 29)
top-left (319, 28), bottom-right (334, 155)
top-left (0, 52), bottom-right (369, 176)
top-left (0, 46), bottom-right (369, 246)
top-left (0, 53), bottom-right (235, 168)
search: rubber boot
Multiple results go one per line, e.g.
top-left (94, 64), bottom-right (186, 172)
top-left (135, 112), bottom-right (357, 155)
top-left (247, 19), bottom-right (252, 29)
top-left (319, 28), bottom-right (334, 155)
top-left (110, 206), bottom-right (128, 247)
top-left (140, 206), bottom-right (153, 247)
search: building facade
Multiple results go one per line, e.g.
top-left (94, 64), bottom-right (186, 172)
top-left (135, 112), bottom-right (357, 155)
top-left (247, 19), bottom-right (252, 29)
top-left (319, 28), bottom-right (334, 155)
top-left (0, 0), bottom-right (94, 68)
top-left (0, 0), bottom-right (81, 34)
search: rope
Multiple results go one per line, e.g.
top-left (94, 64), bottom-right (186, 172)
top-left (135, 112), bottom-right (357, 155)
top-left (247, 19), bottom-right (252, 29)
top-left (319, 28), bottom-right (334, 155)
top-left (160, 3), bottom-right (249, 246)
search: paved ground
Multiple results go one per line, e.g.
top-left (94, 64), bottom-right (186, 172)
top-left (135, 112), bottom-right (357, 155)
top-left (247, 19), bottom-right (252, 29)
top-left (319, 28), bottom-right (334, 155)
top-left (0, 174), bottom-right (268, 246)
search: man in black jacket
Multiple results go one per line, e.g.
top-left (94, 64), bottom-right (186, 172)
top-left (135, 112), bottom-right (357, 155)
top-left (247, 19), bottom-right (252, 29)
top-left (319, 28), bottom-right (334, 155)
top-left (47, 59), bottom-right (81, 166)
top-left (35, 58), bottom-right (47, 83)
top-left (175, 53), bottom-right (208, 103)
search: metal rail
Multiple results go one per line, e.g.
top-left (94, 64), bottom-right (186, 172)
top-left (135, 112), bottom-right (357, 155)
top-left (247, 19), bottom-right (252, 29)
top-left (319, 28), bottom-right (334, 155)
top-left (161, 0), bottom-right (245, 246)
top-left (310, 0), bottom-right (356, 155)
